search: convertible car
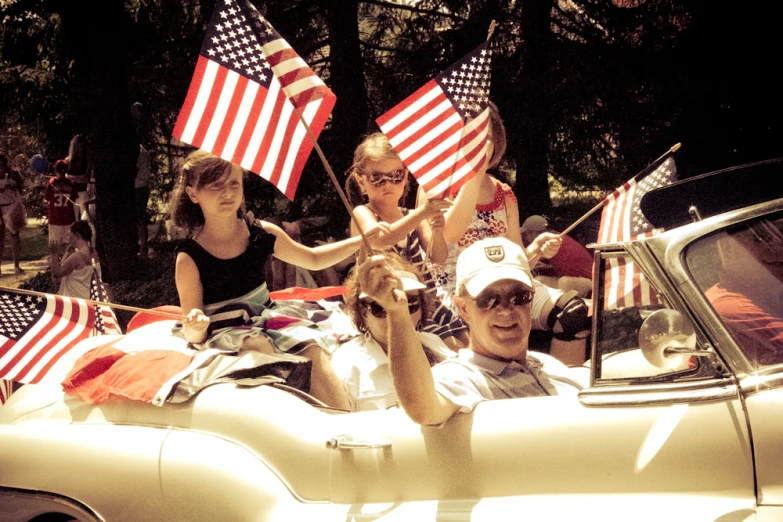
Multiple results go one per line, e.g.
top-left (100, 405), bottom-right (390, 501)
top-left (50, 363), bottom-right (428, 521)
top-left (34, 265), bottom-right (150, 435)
top-left (2, 160), bottom-right (782, 521)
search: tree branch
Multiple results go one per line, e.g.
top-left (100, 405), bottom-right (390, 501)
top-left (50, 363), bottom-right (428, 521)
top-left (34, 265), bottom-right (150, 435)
top-left (359, 0), bottom-right (467, 23)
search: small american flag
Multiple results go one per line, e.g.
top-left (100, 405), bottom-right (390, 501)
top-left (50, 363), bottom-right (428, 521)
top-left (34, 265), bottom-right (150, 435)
top-left (173, 0), bottom-right (336, 200)
top-left (376, 41), bottom-right (492, 198)
top-left (0, 290), bottom-right (95, 384)
top-left (90, 271), bottom-right (122, 336)
top-left (598, 156), bottom-right (678, 309)
top-left (0, 378), bottom-right (12, 405)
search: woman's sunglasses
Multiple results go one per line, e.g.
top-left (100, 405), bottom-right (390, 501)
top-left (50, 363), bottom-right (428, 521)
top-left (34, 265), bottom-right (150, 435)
top-left (468, 288), bottom-right (534, 310)
top-left (363, 295), bottom-right (421, 319)
top-left (363, 168), bottom-right (407, 187)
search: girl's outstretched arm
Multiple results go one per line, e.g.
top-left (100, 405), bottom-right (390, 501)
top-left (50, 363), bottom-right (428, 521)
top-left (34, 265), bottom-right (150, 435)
top-left (350, 200), bottom-right (451, 251)
top-left (261, 220), bottom-right (384, 271)
top-left (175, 252), bottom-right (210, 343)
top-left (428, 157), bottom-right (489, 243)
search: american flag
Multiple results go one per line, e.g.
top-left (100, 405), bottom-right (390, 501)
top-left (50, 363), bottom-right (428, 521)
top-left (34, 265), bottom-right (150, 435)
top-left (173, 0), bottom-right (336, 200)
top-left (0, 378), bottom-right (12, 405)
top-left (598, 156), bottom-right (678, 309)
top-left (90, 271), bottom-right (122, 336)
top-left (376, 41), bottom-right (492, 198)
top-left (0, 290), bottom-right (95, 384)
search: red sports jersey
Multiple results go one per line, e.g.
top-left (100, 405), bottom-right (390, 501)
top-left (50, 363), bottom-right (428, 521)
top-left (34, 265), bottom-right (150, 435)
top-left (45, 177), bottom-right (78, 226)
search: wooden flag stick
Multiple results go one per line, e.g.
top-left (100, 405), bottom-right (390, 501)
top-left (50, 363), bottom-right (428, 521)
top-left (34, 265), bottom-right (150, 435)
top-left (487, 20), bottom-right (497, 41)
top-left (291, 108), bottom-right (375, 253)
top-left (0, 286), bottom-right (186, 320)
top-left (558, 143), bottom-right (682, 238)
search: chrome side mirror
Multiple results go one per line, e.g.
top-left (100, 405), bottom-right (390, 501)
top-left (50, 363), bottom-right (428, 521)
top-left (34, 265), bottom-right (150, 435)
top-left (639, 309), bottom-right (709, 369)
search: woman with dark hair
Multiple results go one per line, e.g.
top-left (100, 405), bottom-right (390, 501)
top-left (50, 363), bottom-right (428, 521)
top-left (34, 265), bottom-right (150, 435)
top-left (331, 253), bottom-right (454, 411)
top-left (52, 220), bottom-right (102, 299)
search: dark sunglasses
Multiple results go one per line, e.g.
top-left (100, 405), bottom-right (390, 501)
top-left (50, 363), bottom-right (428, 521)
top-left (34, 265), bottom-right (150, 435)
top-left (363, 168), bottom-right (407, 187)
top-left (469, 288), bottom-right (534, 310)
top-left (362, 295), bottom-right (421, 319)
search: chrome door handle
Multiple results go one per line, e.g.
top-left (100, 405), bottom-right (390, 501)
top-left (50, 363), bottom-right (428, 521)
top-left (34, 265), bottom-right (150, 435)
top-left (326, 434), bottom-right (392, 450)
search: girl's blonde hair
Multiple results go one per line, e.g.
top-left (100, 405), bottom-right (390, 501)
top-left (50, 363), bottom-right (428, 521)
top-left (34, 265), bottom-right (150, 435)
top-left (344, 132), bottom-right (410, 207)
top-left (169, 149), bottom-right (243, 231)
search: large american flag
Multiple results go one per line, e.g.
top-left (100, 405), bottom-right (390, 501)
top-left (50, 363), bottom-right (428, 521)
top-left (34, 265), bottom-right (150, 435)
top-left (173, 0), bottom-right (336, 200)
top-left (90, 271), bottom-right (122, 336)
top-left (598, 156), bottom-right (677, 309)
top-left (376, 41), bottom-right (492, 198)
top-left (0, 290), bottom-right (96, 384)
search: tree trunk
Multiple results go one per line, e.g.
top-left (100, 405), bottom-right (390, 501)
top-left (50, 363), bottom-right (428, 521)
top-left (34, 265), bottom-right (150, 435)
top-left (511, 0), bottom-right (554, 220)
top-left (58, 1), bottom-right (139, 284)
top-left (323, 0), bottom-right (369, 174)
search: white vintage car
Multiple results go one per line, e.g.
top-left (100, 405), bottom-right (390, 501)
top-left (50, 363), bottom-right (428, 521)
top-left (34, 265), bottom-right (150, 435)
top-left (2, 160), bottom-right (782, 522)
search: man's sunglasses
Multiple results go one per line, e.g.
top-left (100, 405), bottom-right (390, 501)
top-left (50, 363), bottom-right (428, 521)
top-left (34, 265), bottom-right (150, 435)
top-left (363, 168), bottom-right (407, 187)
top-left (468, 288), bottom-right (534, 310)
top-left (362, 295), bottom-right (421, 319)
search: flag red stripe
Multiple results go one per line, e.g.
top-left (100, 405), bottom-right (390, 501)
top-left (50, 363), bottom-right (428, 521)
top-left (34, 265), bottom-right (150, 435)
top-left (415, 118), bottom-right (484, 185)
top-left (250, 89), bottom-right (287, 175)
top-left (0, 298), bottom-right (66, 379)
top-left (266, 111), bottom-right (301, 188)
top-left (386, 99), bottom-right (454, 155)
top-left (289, 84), bottom-right (331, 108)
top-left (15, 299), bottom-right (84, 383)
top-left (32, 305), bottom-right (96, 384)
top-left (402, 118), bottom-right (463, 170)
top-left (265, 46), bottom-right (299, 68)
top-left (190, 66), bottom-right (229, 148)
top-left (376, 80), bottom-right (439, 128)
top-left (283, 96), bottom-right (335, 199)
top-left (173, 56), bottom-right (209, 139)
top-left (230, 87), bottom-right (268, 165)
top-left (384, 90), bottom-right (449, 144)
top-left (212, 75), bottom-right (250, 157)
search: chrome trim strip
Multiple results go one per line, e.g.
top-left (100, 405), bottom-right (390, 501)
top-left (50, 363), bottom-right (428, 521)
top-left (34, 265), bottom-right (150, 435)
top-left (579, 379), bottom-right (738, 407)
top-left (739, 370), bottom-right (783, 395)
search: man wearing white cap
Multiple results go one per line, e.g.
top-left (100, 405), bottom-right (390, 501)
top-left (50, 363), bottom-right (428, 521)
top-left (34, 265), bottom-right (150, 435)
top-left (357, 237), bottom-right (587, 426)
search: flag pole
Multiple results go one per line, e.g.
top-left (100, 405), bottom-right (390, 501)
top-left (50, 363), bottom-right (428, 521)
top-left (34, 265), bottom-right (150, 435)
top-left (290, 108), bottom-right (375, 253)
top-left (0, 286), bottom-right (186, 320)
top-left (558, 142), bottom-right (681, 238)
top-left (487, 20), bottom-right (497, 41)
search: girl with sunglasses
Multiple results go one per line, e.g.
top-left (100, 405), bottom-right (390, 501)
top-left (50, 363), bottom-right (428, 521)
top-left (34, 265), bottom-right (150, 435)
top-left (345, 133), bottom-right (470, 351)
top-left (332, 253), bottom-right (454, 411)
top-left (170, 149), bottom-right (382, 409)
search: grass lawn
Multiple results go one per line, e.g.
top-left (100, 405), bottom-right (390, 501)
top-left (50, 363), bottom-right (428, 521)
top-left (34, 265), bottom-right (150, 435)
top-left (16, 223), bottom-right (49, 261)
top-left (1, 223), bottom-right (49, 287)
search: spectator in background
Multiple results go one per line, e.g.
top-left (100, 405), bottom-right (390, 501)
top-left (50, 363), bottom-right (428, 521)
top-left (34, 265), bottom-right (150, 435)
top-left (135, 144), bottom-right (152, 259)
top-left (0, 153), bottom-right (26, 275)
top-left (66, 134), bottom-right (90, 221)
top-left (521, 215), bottom-right (593, 298)
top-left (46, 160), bottom-right (78, 275)
top-left (51, 220), bottom-right (102, 299)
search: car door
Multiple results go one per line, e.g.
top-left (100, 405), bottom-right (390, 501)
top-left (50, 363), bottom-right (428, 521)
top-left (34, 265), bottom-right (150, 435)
top-left (326, 248), bottom-right (755, 521)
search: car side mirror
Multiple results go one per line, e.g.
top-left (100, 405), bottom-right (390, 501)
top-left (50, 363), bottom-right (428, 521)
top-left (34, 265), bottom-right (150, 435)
top-left (638, 309), bottom-right (709, 369)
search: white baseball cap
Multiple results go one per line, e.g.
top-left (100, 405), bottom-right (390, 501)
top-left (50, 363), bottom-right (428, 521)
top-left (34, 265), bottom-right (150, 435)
top-left (456, 238), bottom-right (534, 297)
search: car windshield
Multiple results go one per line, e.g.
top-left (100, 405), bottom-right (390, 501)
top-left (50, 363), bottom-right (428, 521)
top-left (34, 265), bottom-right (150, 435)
top-left (686, 212), bottom-right (783, 368)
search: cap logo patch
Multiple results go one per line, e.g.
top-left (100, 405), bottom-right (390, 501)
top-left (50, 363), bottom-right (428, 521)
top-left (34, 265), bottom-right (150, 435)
top-left (484, 245), bottom-right (505, 262)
